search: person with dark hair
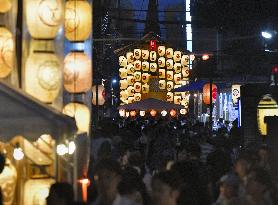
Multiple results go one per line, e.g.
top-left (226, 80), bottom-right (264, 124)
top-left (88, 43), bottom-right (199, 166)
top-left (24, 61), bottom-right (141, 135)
top-left (0, 153), bottom-right (5, 205)
top-left (46, 182), bottom-right (74, 205)
top-left (151, 171), bottom-right (181, 205)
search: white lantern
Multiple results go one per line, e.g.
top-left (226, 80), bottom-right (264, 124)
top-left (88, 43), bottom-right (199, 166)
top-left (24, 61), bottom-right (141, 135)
top-left (142, 84), bottom-right (149, 94)
top-left (127, 63), bottom-right (135, 75)
top-left (134, 82), bottom-right (142, 92)
top-left (180, 109), bottom-right (187, 115)
top-left (127, 86), bottom-right (135, 96)
top-left (159, 69), bottom-right (165, 79)
top-left (119, 109), bottom-right (125, 117)
top-left (166, 59), bottom-right (174, 70)
top-left (167, 71), bottom-right (173, 81)
top-left (182, 66), bottom-right (190, 78)
top-left (150, 63), bottom-right (157, 72)
top-left (159, 80), bottom-right (166, 90)
top-left (134, 72), bottom-right (141, 82)
top-left (119, 56), bottom-right (128, 67)
top-left (174, 96), bottom-right (182, 104)
top-left (134, 60), bottom-right (141, 71)
top-left (120, 90), bottom-right (128, 101)
top-left (134, 49), bottom-right (141, 59)
top-left (120, 79), bottom-right (128, 89)
top-left (142, 73), bottom-right (150, 83)
top-left (142, 50), bottom-right (149, 60)
top-left (119, 67), bottom-right (127, 79)
top-left (150, 51), bottom-right (157, 61)
top-left (167, 92), bottom-right (174, 102)
top-left (140, 110), bottom-right (145, 116)
top-left (174, 63), bottom-right (182, 73)
top-left (158, 46), bottom-right (166, 56)
top-left (161, 110), bottom-right (167, 116)
top-left (174, 51), bottom-right (182, 62)
top-left (142, 61), bottom-right (149, 72)
top-left (181, 55), bottom-right (189, 66)
top-left (158, 57), bottom-right (166, 67)
top-left (125, 111), bottom-right (130, 117)
top-left (174, 73), bottom-right (182, 84)
top-left (232, 84), bottom-right (241, 105)
top-left (92, 85), bottom-right (106, 106)
top-left (126, 52), bottom-right (134, 63)
top-left (166, 48), bottom-right (173, 58)
top-left (127, 76), bottom-right (135, 85)
top-left (167, 81), bottom-right (174, 91)
top-left (128, 97), bottom-right (135, 104)
top-left (134, 93), bottom-right (142, 101)
top-left (181, 99), bottom-right (189, 108)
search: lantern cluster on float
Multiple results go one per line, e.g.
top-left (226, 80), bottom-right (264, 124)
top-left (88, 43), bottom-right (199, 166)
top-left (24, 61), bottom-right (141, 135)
top-left (119, 44), bottom-right (190, 108)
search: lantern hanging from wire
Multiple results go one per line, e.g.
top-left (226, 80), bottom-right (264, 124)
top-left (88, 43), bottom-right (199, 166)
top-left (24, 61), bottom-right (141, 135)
top-left (130, 110), bottom-right (136, 117)
top-left (141, 50), bottom-right (149, 60)
top-left (158, 46), bottom-right (165, 56)
top-left (203, 83), bottom-right (217, 105)
top-left (140, 110), bottom-right (145, 117)
top-left (161, 110), bottom-right (167, 117)
top-left (166, 48), bottom-right (173, 59)
top-left (0, 0), bottom-right (12, 13)
top-left (119, 109), bottom-right (125, 117)
top-left (64, 52), bottom-right (92, 93)
top-left (92, 85), bottom-right (105, 106)
top-left (65, 0), bottom-right (92, 41)
top-left (142, 61), bottom-right (149, 72)
top-left (170, 109), bottom-right (177, 117)
top-left (134, 49), bottom-right (141, 59)
top-left (150, 109), bottom-right (157, 117)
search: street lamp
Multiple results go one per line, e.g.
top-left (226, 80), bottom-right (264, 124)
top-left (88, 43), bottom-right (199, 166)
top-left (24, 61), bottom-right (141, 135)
top-left (261, 31), bottom-right (273, 39)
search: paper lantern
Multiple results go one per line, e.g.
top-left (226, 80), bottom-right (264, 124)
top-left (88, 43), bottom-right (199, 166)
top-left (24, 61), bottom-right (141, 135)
top-left (0, 27), bottom-right (14, 78)
top-left (190, 54), bottom-right (195, 61)
top-left (174, 63), bottom-right (182, 73)
top-left (167, 71), bottom-right (173, 81)
top-left (232, 84), bottom-right (241, 105)
top-left (150, 63), bottom-right (157, 72)
top-left (202, 54), bottom-right (210, 61)
top-left (174, 51), bottom-right (182, 62)
top-left (158, 57), bottom-right (165, 67)
top-left (158, 46), bottom-right (165, 56)
top-left (92, 85), bottom-right (106, 105)
top-left (126, 52), bottom-right (134, 63)
top-left (180, 109), bottom-right (187, 115)
top-left (174, 74), bottom-right (182, 84)
top-left (120, 90), bottom-right (128, 101)
top-left (149, 40), bottom-right (157, 50)
top-left (134, 72), bottom-right (141, 82)
top-left (130, 110), bottom-right (136, 117)
top-left (63, 102), bottom-right (90, 133)
top-left (257, 95), bottom-right (278, 136)
top-left (134, 60), bottom-right (141, 71)
top-left (127, 86), bottom-right (135, 96)
top-left (203, 83), bottom-right (217, 105)
top-left (125, 111), bottom-right (130, 117)
top-left (150, 109), bottom-right (157, 117)
top-left (142, 61), bottom-right (149, 72)
top-left (65, 0), bottom-right (92, 41)
top-left (167, 92), bottom-right (174, 102)
top-left (182, 66), bottom-right (190, 78)
top-left (159, 69), bottom-right (165, 79)
top-left (181, 99), bottom-right (189, 108)
top-left (166, 59), bottom-right (173, 70)
top-left (161, 110), bottom-right (167, 116)
top-left (134, 49), bottom-right (141, 59)
top-left (167, 82), bottom-right (174, 91)
top-left (127, 76), bottom-right (135, 85)
top-left (119, 109), bottom-right (125, 117)
top-left (134, 82), bottom-right (142, 92)
top-left (159, 80), bottom-right (166, 90)
top-left (142, 73), bottom-right (150, 83)
top-left (0, 0), bottom-right (12, 13)
top-left (26, 0), bottom-right (63, 39)
top-left (140, 111), bottom-right (145, 116)
top-left (24, 178), bottom-right (55, 205)
top-left (170, 109), bottom-right (177, 117)
top-left (181, 55), bottom-right (189, 66)
top-left (127, 64), bottom-right (135, 75)
top-left (181, 80), bottom-right (188, 85)
top-left (174, 96), bottom-right (181, 104)
top-left (128, 97), bottom-right (135, 104)
top-left (119, 56), bottom-right (127, 67)
top-left (120, 79), bottom-right (128, 89)
top-left (64, 52), bottom-right (92, 93)
top-left (25, 52), bottom-right (61, 103)
top-left (166, 48), bottom-right (173, 58)
top-left (150, 51), bottom-right (157, 62)
top-left (142, 50), bottom-right (149, 60)
top-left (142, 84), bottom-right (149, 94)
top-left (119, 68), bottom-right (127, 79)
top-left (134, 93), bottom-right (141, 101)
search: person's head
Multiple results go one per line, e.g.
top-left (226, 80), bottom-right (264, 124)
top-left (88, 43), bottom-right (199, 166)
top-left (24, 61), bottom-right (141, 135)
top-left (218, 173), bottom-right (240, 199)
top-left (0, 152), bottom-right (6, 174)
top-left (258, 145), bottom-right (270, 162)
top-left (185, 142), bottom-right (201, 160)
top-left (94, 159), bottom-right (122, 203)
top-left (46, 182), bottom-right (74, 205)
top-left (151, 171), bottom-right (181, 205)
top-left (235, 151), bottom-right (256, 179)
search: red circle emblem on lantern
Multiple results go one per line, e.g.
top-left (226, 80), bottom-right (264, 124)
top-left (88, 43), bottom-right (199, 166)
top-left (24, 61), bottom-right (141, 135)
top-left (130, 110), bottom-right (136, 117)
top-left (170, 109), bottom-right (177, 117)
top-left (150, 109), bottom-right (157, 117)
top-left (203, 83), bottom-right (217, 105)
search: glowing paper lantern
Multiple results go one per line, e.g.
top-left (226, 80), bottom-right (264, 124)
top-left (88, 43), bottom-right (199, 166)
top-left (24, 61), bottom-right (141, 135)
top-left (159, 69), bottom-right (165, 79)
top-left (161, 110), bottom-right (167, 116)
top-left (120, 90), bottom-right (128, 101)
top-left (150, 63), bottom-right (157, 72)
top-left (63, 102), bottom-right (90, 133)
top-left (158, 46), bottom-right (165, 56)
top-left (65, 0), bottom-right (92, 41)
top-left (142, 50), bottom-right (149, 60)
top-left (119, 68), bottom-right (127, 78)
top-left (134, 60), bottom-right (141, 71)
top-left (126, 52), bottom-right (134, 63)
top-left (0, 27), bottom-right (14, 78)
top-left (120, 79), bottom-right (128, 89)
top-left (158, 57), bottom-right (165, 67)
top-left (128, 97), bottom-right (135, 104)
top-left (130, 110), bottom-right (136, 117)
top-left (134, 72), bottom-right (141, 82)
top-left (127, 86), bottom-right (135, 96)
top-left (167, 82), bottom-right (174, 91)
top-left (167, 71), bottom-right (173, 81)
top-left (140, 111), bottom-right (145, 116)
top-left (166, 59), bottom-right (174, 70)
top-left (64, 52), bottom-right (92, 93)
top-left (150, 109), bottom-right (157, 117)
top-left (170, 109), bottom-right (177, 117)
top-left (174, 63), bottom-right (182, 73)
top-left (119, 56), bottom-right (128, 67)
top-left (119, 109), bottom-right (125, 117)
top-left (167, 92), bottom-right (174, 102)
top-left (180, 109), bottom-right (187, 115)
top-left (232, 84), bottom-right (241, 105)
top-left (0, 0), bottom-right (12, 13)
top-left (142, 73), bottom-right (150, 83)
top-left (202, 54), bottom-right (210, 61)
top-left (149, 40), bottom-right (157, 50)
top-left (174, 96), bottom-right (181, 104)
top-left (203, 83), bottom-right (217, 105)
top-left (127, 64), bottom-right (135, 75)
top-left (257, 95), bottom-right (278, 136)
top-left (142, 61), bottom-right (149, 72)
top-left (134, 82), bottom-right (142, 92)
top-left (134, 49), bottom-right (141, 59)
top-left (166, 48), bottom-right (173, 58)
top-left (134, 93), bottom-right (141, 101)
top-left (142, 84), bottom-right (149, 94)
top-left (190, 54), bottom-right (195, 61)
top-left (150, 51), bottom-right (157, 62)
top-left (125, 111), bottom-right (130, 117)
top-left (159, 80), bottom-right (166, 90)
top-left (127, 76), bottom-right (135, 85)
top-left (26, 0), bottom-right (63, 39)
top-left (174, 73), bottom-right (182, 84)
top-left (92, 85), bottom-right (106, 105)
top-left (25, 52), bottom-right (61, 103)
top-left (181, 55), bottom-right (189, 66)
top-left (181, 99), bottom-right (189, 108)
top-left (174, 51), bottom-right (182, 62)
top-left (182, 66), bottom-right (190, 78)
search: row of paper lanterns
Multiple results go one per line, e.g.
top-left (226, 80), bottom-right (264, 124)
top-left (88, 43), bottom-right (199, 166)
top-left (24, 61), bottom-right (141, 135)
top-left (119, 109), bottom-right (188, 118)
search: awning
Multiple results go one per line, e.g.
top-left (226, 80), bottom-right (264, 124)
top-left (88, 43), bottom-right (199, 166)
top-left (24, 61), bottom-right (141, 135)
top-left (118, 98), bottom-right (184, 110)
top-left (0, 81), bottom-right (77, 142)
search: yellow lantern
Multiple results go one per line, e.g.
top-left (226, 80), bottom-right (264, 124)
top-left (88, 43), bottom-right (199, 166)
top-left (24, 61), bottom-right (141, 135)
top-left (142, 73), bottom-right (150, 83)
top-left (167, 71), bottom-right (173, 81)
top-left (134, 60), bottom-right (141, 71)
top-left (166, 59), bottom-right (173, 70)
top-left (0, 0), bottom-right (12, 13)
top-left (127, 86), bottom-right (135, 96)
top-left (119, 56), bottom-right (128, 67)
top-left (174, 96), bottom-right (181, 104)
top-left (166, 48), bottom-right (173, 58)
top-left (174, 63), bottom-right (182, 73)
top-left (126, 52), bottom-right (134, 63)
top-left (63, 102), bottom-right (90, 134)
top-left (134, 82), bottom-right (141, 93)
top-left (134, 72), bottom-right (141, 82)
top-left (142, 61), bottom-right (149, 72)
top-left (181, 55), bottom-right (189, 66)
top-left (167, 82), bottom-right (174, 91)
top-left (134, 49), bottom-right (141, 59)
top-left (65, 0), bottom-right (92, 41)
top-left (159, 69), bottom-right (165, 79)
top-left (167, 92), bottom-right (174, 102)
top-left (0, 27), bottom-right (13, 78)
top-left (174, 73), bottom-right (182, 84)
top-left (127, 76), bottom-right (135, 85)
top-left (134, 93), bottom-right (141, 101)
top-left (119, 109), bottom-right (125, 117)
top-left (120, 79), bottom-right (128, 89)
top-left (170, 109), bottom-right (177, 117)
top-left (150, 109), bottom-right (157, 117)
top-left (120, 90), bottom-right (128, 101)
top-left (125, 111), bottom-right (130, 117)
top-left (25, 51), bottom-right (61, 103)
top-left (161, 110), bottom-right (167, 116)
top-left (158, 57), bottom-right (165, 67)
top-left (150, 51), bottom-right (157, 61)
top-left (174, 51), bottom-right (182, 62)
top-left (130, 110), bottom-right (136, 117)
top-left (26, 0), bottom-right (63, 39)
top-left (119, 67), bottom-right (127, 79)
top-left (159, 80), bottom-right (166, 90)
top-left (140, 110), bottom-right (145, 116)
top-left (158, 46), bottom-right (165, 56)
top-left (64, 52), bottom-right (92, 93)
top-left (150, 63), bottom-right (157, 72)
top-left (127, 63), bottom-right (135, 75)
top-left (142, 50), bottom-right (149, 60)
top-left (181, 99), bottom-right (189, 108)
top-left (92, 85), bottom-right (106, 106)
top-left (257, 95), bottom-right (278, 136)
top-left (128, 97), bottom-right (135, 104)
top-left (182, 66), bottom-right (190, 78)
top-left (203, 83), bottom-right (217, 105)
top-left (142, 84), bottom-right (149, 94)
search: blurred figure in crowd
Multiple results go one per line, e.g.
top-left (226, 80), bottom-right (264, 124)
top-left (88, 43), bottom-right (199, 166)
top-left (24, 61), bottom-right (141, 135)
top-left (46, 182), bottom-right (74, 205)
